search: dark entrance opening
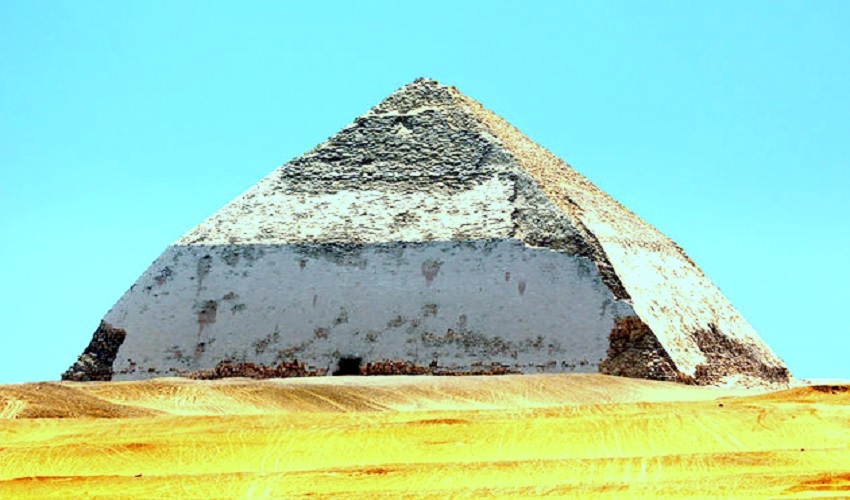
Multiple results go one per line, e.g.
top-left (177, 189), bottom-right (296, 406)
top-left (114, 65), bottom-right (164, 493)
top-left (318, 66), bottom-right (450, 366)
top-left (333, 356), bottom-right (362, 376)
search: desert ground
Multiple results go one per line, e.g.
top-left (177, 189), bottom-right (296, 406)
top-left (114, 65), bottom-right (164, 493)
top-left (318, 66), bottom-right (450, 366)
top-left (1, 374), bottom-right (848, 498)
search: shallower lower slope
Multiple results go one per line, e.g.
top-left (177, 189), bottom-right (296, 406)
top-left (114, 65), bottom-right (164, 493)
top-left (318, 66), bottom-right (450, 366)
top-left (1, 374), bottom-right (848, 498)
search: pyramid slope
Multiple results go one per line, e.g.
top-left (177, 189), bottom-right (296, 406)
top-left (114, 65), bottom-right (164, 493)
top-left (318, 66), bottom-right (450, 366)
top-left (175, 82), bottom-right (579, 250)
top-left (63, 79), bottom-right (789, 386)
top-left (451, 86), bottom-right (787, 379)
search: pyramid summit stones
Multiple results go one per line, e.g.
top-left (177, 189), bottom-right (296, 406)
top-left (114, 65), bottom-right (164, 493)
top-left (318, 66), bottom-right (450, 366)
top-left (63, 78), bottom-right (790, 387)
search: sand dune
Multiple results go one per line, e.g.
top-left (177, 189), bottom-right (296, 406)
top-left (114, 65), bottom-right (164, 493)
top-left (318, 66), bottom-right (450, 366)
top-left (0, 382), bottom-right (161, 419)
top-left (4, 374), bottom-right (752, 418)
top-left (1, 374), bottom-right (848, 498)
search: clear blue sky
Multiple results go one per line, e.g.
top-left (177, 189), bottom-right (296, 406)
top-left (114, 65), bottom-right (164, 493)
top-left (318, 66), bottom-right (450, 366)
top-left (1, 1), bottom-right (848, 384)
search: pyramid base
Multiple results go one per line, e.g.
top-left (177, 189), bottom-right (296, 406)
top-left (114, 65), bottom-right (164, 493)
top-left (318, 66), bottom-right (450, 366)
top-left (598, 316), bottom-right (687, 383)
top-left (690, 324), bottom-right (790, 386)
top-left (61, 321), bottom-right (127, 382)
top-left (600, 317), bottom-right (790, 387)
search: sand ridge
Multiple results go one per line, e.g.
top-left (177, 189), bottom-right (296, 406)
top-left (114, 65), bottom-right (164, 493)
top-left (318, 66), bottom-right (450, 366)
top-left (4, 373), bottom-right (752, 418)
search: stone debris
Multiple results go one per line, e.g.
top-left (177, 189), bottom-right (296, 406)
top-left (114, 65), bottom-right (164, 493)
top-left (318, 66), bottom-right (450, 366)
top-left (432, 365), bottom-right (522, 377)
top-left (362, 360), bottom-right (431, 376)
top-left (362, 360), bottom-right (521, 376)
top-left (186, 360), bottom-right (326, 380)
top-left (182, 358), bottom-right (522, 380)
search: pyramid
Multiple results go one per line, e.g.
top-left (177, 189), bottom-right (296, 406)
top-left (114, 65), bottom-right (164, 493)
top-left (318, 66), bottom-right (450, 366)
top-left (63, 78), bottom-right (789, 386)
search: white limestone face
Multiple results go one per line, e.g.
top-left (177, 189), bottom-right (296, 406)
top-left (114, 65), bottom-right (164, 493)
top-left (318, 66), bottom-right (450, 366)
top-left (106, 240), bottom-right (635, 380)
top-left (176, 176), bottom-right (515, 245)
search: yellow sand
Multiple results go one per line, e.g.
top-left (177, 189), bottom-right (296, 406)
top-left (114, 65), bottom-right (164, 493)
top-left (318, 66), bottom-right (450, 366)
top-left (1, 374), bottom-right (848, 498)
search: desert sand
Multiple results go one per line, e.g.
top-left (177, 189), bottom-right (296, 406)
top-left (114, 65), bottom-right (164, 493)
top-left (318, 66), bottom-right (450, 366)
top-left (1, 374), bottom-right (848, 498)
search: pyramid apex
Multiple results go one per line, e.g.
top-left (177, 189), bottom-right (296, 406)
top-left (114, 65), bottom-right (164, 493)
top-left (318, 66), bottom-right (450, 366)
top-left (365, 77), bottom-right (464, 117)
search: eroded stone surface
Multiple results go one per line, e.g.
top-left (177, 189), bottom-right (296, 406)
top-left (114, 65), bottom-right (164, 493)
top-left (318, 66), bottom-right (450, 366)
top-left (104, 240), bottom-right (633, 381)
top-left (62, 321), bottom-right (127, 382)
top-left (691, 324), bottom-right (790, 386)
top-left (599, 316), bottom-right (681, 383)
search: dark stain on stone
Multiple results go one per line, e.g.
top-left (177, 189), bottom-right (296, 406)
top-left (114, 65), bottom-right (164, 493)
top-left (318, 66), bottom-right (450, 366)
top-left (154, 266), bottom-right (174, 286)
top-left (196, 255), bottom-right (213, 291)
top-left (221, 248), bottom-right (240, 266)
top-left (334, 308), bottom-right (349, 326)
top-left (517, 280), bottom-right (527, 296)
top-left (422, 303), bottom-right (439, 317)
top-left (387, 315), bottom-right (407, 328)
top-left (253, 327), bottom-right (281, 355)
top-left (222, 246), bottom-right (265, 266)
top-left (166, 346), bottom-right (182, 360)
top-left (195, 300), bottom-right (218, 335)
top-left (292, 243), bottom-right (369, 269)
top-left (421, 259), bottom-right (442, 285)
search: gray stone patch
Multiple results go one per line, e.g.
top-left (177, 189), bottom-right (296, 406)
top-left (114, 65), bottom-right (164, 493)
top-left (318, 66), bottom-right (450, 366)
top-left (196, 255), bottom-right (213, 289)
top-left (421, 259), bottom-right (442, 285)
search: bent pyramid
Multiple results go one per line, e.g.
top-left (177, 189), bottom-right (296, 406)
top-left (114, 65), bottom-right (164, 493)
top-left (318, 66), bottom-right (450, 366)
top-left (63, 78), bottom-right (789, 386)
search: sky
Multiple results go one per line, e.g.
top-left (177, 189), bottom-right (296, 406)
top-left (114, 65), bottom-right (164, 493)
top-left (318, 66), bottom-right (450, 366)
top-left (1, 1), bottom-right (848, 384)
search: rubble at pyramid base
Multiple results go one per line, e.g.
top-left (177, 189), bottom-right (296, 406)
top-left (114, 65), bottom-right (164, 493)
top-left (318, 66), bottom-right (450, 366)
top-left (182, 359), bottom-right (523, 380)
